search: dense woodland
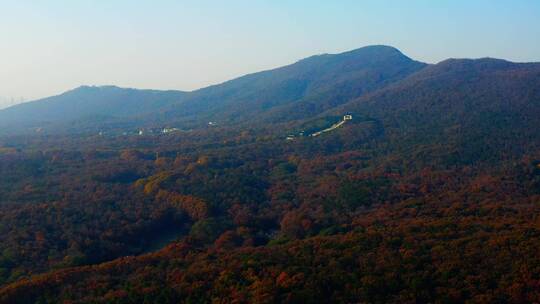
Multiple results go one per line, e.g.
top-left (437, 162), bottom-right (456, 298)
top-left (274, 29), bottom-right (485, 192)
top-left (0, 46), bottom-right (539, 303)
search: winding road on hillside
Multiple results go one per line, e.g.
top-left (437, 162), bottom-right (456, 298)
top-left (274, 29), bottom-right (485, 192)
top-left (310, 115), bottom-right (352, 137)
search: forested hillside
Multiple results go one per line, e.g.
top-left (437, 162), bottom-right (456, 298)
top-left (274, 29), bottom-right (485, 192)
top-left (0, 47), bottom-right (539, 303)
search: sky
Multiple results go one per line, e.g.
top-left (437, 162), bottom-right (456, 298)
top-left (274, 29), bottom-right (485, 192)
top-left (1, 0), bottom-right (540, 107)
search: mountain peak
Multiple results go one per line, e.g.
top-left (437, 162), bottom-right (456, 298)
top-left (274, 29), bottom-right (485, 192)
top-left (346, 44), bottom-right (402, 53)
top-left (306, 45), bottom-right (408, 62)
top-left (316, 45), bottom-right (418, 68)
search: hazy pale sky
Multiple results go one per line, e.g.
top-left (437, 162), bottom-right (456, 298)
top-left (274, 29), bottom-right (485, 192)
top-left (1, 0), bottom-right (540, 106)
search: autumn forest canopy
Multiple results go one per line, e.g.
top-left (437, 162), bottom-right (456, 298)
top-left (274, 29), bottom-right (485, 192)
top-left (0, 45), bottom-right (540, 303)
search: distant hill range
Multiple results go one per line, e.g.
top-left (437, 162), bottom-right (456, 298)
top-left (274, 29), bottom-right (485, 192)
top-left (1, 45), bottom-right (539, 138)
top-left (0, 86), bottom-right (187, 131)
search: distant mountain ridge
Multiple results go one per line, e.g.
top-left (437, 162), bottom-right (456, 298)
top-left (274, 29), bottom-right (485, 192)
top-left (159, 45), bottom-right (426, 125)
top-left (1, 45), bottom-right (539, 137)
top-left (0, 85), bottom-right (186, 128)
top-left (0, 45), bottom-right (426, 133)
